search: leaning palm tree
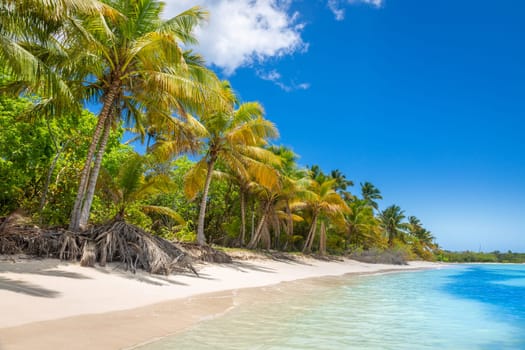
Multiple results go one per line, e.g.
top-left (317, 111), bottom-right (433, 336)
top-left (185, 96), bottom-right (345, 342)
top-left (379, 204), bottom-right (408, 247)
top-left (302, 177), bottom-right (349, 254)
top-left (184, 82), bottom-right (279, 245)
top-left (65, 1), bottom-right (225, 231)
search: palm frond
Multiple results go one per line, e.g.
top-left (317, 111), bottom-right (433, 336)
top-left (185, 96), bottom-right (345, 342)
top-left (142, 205), bottom-right (186, 225)
top-left (183, 158), bottom-right (208, 199)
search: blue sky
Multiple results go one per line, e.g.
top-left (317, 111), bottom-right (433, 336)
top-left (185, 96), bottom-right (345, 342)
top-left (164, 0), bottom-right (525, 252)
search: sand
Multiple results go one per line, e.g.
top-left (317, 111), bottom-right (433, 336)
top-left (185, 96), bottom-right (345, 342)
top-left (0, 256), bottom-right (444, 349)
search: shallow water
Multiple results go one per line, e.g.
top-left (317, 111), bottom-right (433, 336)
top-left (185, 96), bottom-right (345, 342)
top-left (139, 265), bottom-right (525, 349)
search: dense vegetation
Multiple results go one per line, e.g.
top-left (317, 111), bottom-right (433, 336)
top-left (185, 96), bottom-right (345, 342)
top-left (438, 251), bottom-right (525, 263)
top-left (0, 0), bottom-right (443, 264)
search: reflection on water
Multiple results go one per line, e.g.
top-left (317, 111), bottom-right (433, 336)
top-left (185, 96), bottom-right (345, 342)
top-left (140, 265), bottom-right (525, 350)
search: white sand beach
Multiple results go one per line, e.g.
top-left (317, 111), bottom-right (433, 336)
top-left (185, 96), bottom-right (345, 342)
top-left (0, 256), bottom-right (443, 350)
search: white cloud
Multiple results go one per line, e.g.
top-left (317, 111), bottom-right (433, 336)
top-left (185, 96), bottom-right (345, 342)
top-left (257, 69), bottom-right (310, 92)
top-left (327, 0), bottom-right (383, 21)
top-left (328, 0), bottom-right (346, 21)
top-left (163, 0), bottom-right (307, 75)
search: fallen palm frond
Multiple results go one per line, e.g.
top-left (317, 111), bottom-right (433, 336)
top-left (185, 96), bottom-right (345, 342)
top-left (176, 242), bottom-right (232, 263)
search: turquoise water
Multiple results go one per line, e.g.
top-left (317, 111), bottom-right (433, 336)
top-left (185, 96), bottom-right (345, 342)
top-left (140, 265), bottom-right (525, 349)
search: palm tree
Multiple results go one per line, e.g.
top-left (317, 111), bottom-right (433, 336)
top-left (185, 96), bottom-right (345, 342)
top-left (66, 1), bottom-right (224, 231)
top-left (246, 180), bottom-right (281, 250)
top-left (302, 177), bottom-right (349, 254)
top-left (360, 181), bottom-right (383, 210)
top-left (228, 163), bottom-right (278, 247)
top-left (407, 216), bottom-right (435, 247)
top-left (379, 204), bottom-right (408, 247)
top-left (0, 0), bottom-right (116, 107)
top-left (346, 199), bottom-right (385, 249)
top-left (184, 82), bottom-right (279, 245)
top-left (330, 169), bottom-right (354, 201)
top-left (267, 146), bottom-right (308, 250)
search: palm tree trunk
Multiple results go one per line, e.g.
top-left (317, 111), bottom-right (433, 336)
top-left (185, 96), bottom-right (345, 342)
top-left (303, 214), bottom-right (318, 253)
top-left (319, 220), bottom-right (327, 255)
top-left (247, 201), bottom-right (271, 249)
top-left (247, 212), bottom-right (266, 249)
top-left (197, 159), bottom-right (215, 245)
top-left (283, 202), bottom-right (293, 251)
top-left (239, 188), bottom-right (246, 246)
top-left (251, 203), bottom-right (255, 240)
top-left (78, 114), bottom-right (113, 227)
top-left (69, 82), bottom-right (120, 231)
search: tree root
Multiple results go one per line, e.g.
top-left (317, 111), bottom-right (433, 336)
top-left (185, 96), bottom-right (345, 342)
top-left (0, 219), bottom-right (199, 275)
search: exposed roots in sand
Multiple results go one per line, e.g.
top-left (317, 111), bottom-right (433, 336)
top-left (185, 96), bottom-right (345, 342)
top-left (0, 217), bottom-right (234, 276)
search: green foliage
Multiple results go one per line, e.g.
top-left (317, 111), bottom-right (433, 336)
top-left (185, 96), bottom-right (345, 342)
top-left (437, 251), bottom-right (525, 263)
top-left (0, 93), bottom-right (123, 224)
top-left (173, 220), bottom-right (197, 243)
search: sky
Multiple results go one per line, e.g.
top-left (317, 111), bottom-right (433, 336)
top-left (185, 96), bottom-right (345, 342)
top-left (162, 0), bottom-right (525, 252)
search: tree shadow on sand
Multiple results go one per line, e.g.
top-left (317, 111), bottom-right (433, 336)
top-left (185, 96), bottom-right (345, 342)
top-left (0, 276), bottom-right (60, 298)
top-left (0, 258), bottom-right (90, 298)
top-left (0, 258), bottom-right (90, 279)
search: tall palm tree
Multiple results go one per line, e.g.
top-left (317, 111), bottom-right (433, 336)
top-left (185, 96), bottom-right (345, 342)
top-left (302, 177), bottom-right (349, 254)
top-left (66, 1), bottom-right (224, 231)
top-left (267, 146), bottom-right (308, 250)
top-left (379, 204), bottom-right (408, 247)
top-left (184, 82), bottom-right (279, 245)
top-left (360, 181), bottom-right (383, 210)
top-left (228, 160), bottom-right (278, 247)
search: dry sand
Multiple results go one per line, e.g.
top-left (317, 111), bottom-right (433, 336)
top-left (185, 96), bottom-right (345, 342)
top-left (0, 256), bottom-right (444, 350)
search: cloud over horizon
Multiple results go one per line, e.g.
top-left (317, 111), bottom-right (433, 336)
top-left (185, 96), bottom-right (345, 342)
top-left (164, 0), bottom-right (307, 75)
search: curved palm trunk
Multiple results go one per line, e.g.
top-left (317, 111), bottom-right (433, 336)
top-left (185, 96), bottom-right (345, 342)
top-left (247, 201), bottom-right (271, 249)
top-left (319, 220), bottom-right (327, 255)
top-left (283, 201), bottom-right (293, 251)
top-left (69, 82), bottom-right (120, 231)
top-left (79, 114), bottom-right (113, 227)
top-left (239, 188), bottom-right (246, 246)
top-left (261, 222), bottom-right (271, 250)
top-left (197, 159), bottom-right (215, 245)
top-left (302, 214), bottom-right (318, 253)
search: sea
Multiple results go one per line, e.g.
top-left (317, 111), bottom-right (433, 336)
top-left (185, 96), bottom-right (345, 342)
top-left (139, 264), bottom-right (525, 349)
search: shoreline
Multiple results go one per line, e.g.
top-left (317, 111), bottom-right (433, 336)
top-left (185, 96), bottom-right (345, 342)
top-left (0, 257), bottom-right (446, 350)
